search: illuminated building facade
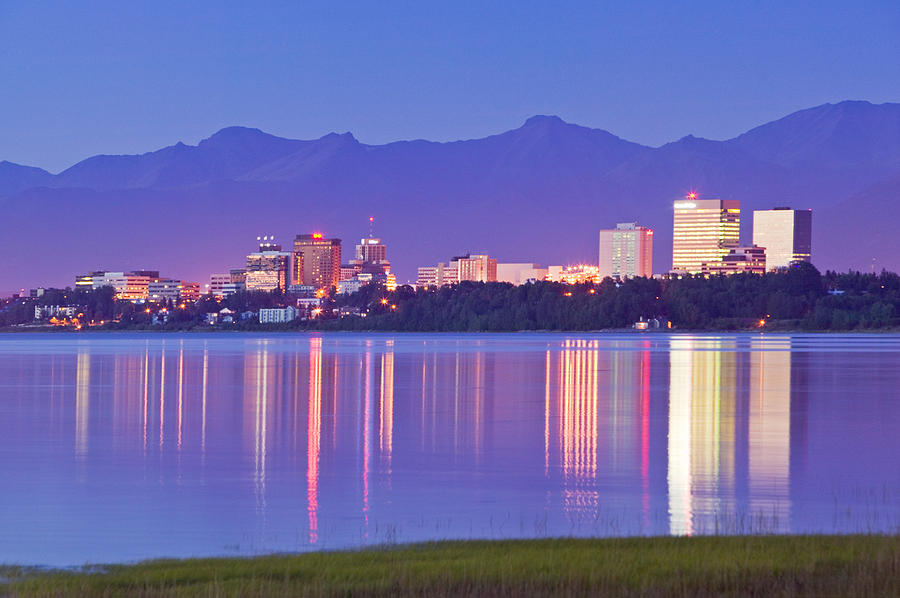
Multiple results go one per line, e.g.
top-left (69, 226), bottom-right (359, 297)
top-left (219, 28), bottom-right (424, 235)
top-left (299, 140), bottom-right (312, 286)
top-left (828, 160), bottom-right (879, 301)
top-left (672, 196), bottom-right (740, 274)
top-left (353, 237), bottom-right (389, 271)
top-left (598, 222), bottom-right (654, 279)
top-left (245, 236), bottom-right (291, 292)
top-left (701, 245), bottom-right (766, 276)
top-left (496, 263), bottom-right (548, 285)
top-left (547, 264), bottom-right (601, 285)
top-left (752, 207), bottom-right (812, 270)
top-left (259, 306), bottom-right (299, 323)
top-left (293, 233), bottom-right (342, 290)
top-left (209, 274), bottom-right (231, 298)
top-left (75, 271), bottom-right (103, 288)
top-left (454, 254), bottom-right (497, 283)
top-left (416, 263), bottom-right (458, 288)
top-left (179, 282), bottom-right (201, 302)
top-left (338, 220), bottom-right (396, 293)
top-left (416, 253), bottom-right (496, 287)
top-left (82, 271), bottom-right (152, 301)
top-left (148, 279), bottom-right (182, 301)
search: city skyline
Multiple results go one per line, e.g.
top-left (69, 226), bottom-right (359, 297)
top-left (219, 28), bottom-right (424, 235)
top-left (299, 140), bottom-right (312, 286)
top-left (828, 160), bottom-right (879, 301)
top-left (49, 196), bottom-right (812, 306)
top-left (1, 99), bottom-right (898, 295)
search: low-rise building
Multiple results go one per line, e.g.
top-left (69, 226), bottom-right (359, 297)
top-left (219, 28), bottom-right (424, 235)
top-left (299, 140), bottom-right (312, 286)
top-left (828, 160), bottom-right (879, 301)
top-left (209, 274), bottom-right (231, 298)
top-left (701, 245), bottom-right (767, 276)
top-left (35, 305), bottom-right (78, 320)
top-left (179, 282), bottom-right (201, 302)
top-left (417, 253), bottom-right (497, 287)
top-left (148, 279), bottom-right (182, 302)
top-left (496, 263), bottom-right (548, 285)
top-left (417, 263), bottom-right (457, 288)
top-left (259, 306), bottom-right (299, 324)
top-left (205, 308), bottom-right (236, 325)
top-left (221, 282), bottom-right (245, 297)
top-left (546, 264), bottom-right (601, 285)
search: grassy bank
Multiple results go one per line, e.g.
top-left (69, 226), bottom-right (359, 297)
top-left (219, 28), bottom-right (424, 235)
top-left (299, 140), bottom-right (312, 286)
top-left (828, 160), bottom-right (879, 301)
top-left (4, 535), bottom-right (899, 597)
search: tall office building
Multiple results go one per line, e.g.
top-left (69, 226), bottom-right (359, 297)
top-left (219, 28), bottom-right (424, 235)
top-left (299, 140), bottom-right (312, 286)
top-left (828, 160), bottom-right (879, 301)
top-left (672, 195), bottom-right (741, 274)
top-left (752, 207), bottom-right (812, 270)
top-left (598, 222), bottom-right (653, 279)
top-left (293, 233), bottom-right (342, 290)
top-left (245, 236), bottom-right (291, 292)
top-left (349, 219), bottom-right (390, 275)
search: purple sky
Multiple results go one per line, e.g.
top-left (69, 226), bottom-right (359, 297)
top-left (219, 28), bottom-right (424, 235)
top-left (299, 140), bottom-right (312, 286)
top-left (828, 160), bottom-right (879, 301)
top-left (1, 1), bottom-right (898, 172)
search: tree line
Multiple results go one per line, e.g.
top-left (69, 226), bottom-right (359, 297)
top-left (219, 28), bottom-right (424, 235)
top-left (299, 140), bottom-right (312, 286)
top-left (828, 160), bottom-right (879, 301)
top-left (324, 263), bottom-right (899, 331)
top-left (2, 263), bottom-right (898, 331)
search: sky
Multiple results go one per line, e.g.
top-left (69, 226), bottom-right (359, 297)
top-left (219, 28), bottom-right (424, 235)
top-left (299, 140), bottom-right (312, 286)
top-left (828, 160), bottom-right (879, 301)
top-left (0, 1), bottom-right (898, 173)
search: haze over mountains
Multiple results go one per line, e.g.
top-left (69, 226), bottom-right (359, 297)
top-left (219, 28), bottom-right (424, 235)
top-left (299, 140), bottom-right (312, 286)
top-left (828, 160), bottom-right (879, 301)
top-left (1, 100), bottom-right (899, 293)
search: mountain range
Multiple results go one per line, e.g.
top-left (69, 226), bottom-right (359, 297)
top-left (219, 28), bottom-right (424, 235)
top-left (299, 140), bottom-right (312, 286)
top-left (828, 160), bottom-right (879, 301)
top-left (1, 100), bottom-right (899, 294)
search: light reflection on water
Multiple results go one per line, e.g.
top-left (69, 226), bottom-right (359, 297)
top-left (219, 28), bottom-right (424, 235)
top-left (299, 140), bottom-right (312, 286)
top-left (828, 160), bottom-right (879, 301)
top-left (0, 332), bottom-right (897, 566)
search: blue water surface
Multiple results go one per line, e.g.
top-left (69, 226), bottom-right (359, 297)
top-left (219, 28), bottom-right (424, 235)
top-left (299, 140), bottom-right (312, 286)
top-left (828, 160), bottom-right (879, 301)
top-left (0, 332), bottom-right (897, 566)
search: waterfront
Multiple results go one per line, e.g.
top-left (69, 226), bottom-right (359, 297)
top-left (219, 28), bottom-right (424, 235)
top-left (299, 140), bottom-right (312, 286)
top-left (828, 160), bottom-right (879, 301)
top-left (1, 333), bottom-right (897, 566)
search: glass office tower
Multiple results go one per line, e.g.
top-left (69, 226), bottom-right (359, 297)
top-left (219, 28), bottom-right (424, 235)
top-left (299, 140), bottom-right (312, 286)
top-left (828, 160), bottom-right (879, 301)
top-left (672, 196), bottom-right (740, 274)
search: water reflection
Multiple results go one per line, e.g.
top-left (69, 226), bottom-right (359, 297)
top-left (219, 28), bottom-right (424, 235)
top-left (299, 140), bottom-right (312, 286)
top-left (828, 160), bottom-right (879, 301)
top-left (308, 337), bottom-right (322, 543)
top-left (667, 336), bottom-right (795, 534)
top-left (0, 333), bottom-right (895, 566)
top-left (668, 338), bottom-right (739, 535)
top-left (748, 337), bottom-right (792, 531)
top-left (74, 348), bottom-right (90, 461)
top-left (545, 340), bottom-right (600, 521)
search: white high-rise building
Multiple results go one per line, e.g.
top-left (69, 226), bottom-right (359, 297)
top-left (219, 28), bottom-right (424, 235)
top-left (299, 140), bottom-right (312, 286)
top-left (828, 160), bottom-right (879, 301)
top-left (598, 222), bottom-right (654, 279)
top-left (752, 208), bottom-right (812, 270)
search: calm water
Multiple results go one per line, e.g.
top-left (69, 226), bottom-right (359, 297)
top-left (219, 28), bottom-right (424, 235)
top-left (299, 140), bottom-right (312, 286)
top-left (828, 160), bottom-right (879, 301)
top-left (1, 332), bottom-right (898, 566)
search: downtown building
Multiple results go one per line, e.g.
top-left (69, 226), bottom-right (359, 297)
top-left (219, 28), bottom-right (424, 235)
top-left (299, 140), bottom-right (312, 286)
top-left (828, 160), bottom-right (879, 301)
top-left (417, 262), bottom-right (458, 288)
top-left (752, 207), bottom-right (812, 270)
top-left (701, 245), bottom-right (766, 276)
top-left (672, 195), bottom-right (741, 274)
top-left (245, 236), bottom-right (291, 292)
top-left (496, 263), bottom-right (548, 285)
top-left (598, 222), bottom-right (653, 279)
top-left (292, 233), bottom-right (341, 290)
top-left (416, 253), bottom-right (497, 288)
top-left (76, 270), bottom-right (199, 302)
top-left (75, 270), bottom-right (157, 301)
top-left (208, 273), bottom-right (232, 298)
top-left (337, 221), bottom-right (396, 293)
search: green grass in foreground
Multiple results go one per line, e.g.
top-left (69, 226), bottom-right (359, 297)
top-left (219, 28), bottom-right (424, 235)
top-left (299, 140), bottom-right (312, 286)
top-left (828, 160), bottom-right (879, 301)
top-left (3, 535), bottom-right (898, 597)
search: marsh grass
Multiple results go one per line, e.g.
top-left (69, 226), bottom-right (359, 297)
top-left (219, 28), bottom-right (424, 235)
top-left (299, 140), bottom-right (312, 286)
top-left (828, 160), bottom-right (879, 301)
top-left (3, 534), bottom-right (898, 597)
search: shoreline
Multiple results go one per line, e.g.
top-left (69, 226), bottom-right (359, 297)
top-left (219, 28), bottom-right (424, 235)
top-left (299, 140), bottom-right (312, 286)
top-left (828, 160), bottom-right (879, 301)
top-left (4, 534), bottom-right (898, 597)
top-left (3, 326), bottom-right (900, 335)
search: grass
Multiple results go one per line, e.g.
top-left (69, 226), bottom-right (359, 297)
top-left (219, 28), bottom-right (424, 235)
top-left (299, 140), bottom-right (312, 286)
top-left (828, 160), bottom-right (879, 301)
top-left (3, 535), bottom-right (898, 597)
